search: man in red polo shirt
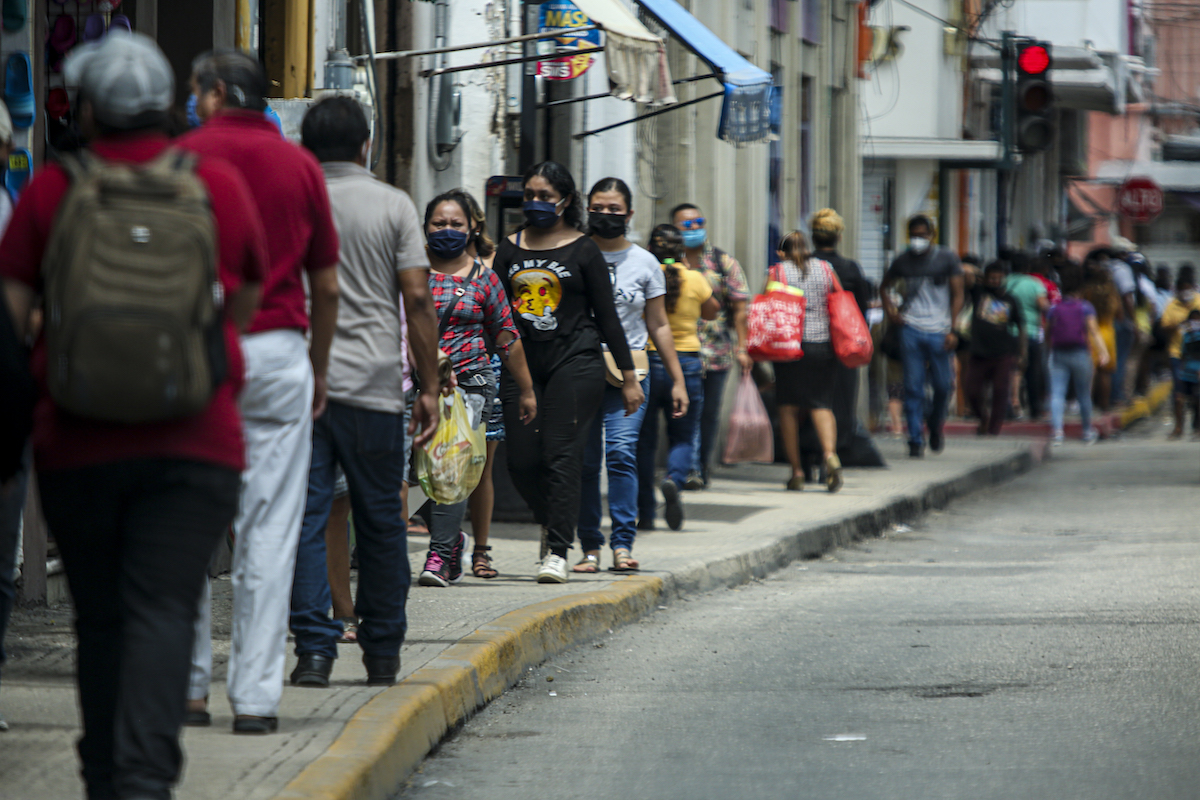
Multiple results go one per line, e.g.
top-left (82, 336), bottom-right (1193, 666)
top-left (0, 33), bottom-right (267, 798)
top-left (179, 50), bottom-right (341, 735)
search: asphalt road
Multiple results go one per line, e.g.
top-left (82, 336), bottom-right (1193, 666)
top-left (397, 433), bottom-right (1200, 800)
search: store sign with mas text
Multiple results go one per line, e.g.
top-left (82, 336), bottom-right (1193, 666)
top-left (538, 1), bottom-right (601, 81)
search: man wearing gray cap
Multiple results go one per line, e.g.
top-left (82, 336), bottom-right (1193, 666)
top-left (0, 32), bottom-right (268, 799)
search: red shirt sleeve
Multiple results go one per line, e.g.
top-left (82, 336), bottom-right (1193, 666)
top-left (197, 158), bottom-right (269, 293)
top-left (301, 155), bottom-right (339, 273)
top-left (0, 167), bottom-right (70, 289)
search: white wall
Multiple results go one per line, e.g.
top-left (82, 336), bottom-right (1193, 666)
top-left (580, 49), bottom-right (640, 240)
top-left (984, 0), bottom-right (1126, 54)
top-left (860, 0), bottom-right (962, 140)
top-left (410, 0), bottom-right (510, 216)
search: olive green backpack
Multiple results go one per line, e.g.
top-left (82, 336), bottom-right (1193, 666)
top-left (41, 149), bottom-right (225, 424)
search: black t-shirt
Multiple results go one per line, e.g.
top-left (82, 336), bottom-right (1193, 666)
top-left (494, 234), bottom-right (634, 375)
top-left (969, 285), bottom-right (1021, 359)
top-left (813, 248), bottom-right (872, 314)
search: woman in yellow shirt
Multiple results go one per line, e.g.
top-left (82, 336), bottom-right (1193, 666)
top-left (637, 225), bottom-right (720, 532)
top-left (1161, 269), bottom-right (1200, 438)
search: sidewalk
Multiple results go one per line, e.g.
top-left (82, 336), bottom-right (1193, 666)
top-left (1, 436), bottom-right (1044, 800)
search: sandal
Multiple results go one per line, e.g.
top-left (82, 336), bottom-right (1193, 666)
top-left (610, 548), bottom-right (640, 572)
top-left (572, 552), bottom-right (600, 573)
top-left (337, 617), bottom-right (358, 644)
top-left (824, 454), bottom-right (843, 494)
top-left (471, 547), bottom-right (498, 579)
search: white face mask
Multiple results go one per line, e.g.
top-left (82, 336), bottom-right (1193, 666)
top-left (909, 237), bottom-right (930, 254)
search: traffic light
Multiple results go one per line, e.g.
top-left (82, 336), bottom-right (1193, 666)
top-left (1015, 41), bottom-right (1054, 152)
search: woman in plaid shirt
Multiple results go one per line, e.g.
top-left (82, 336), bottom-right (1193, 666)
top-left (417, 190), bottom-right (537, 587)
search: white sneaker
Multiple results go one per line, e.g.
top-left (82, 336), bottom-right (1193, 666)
top-left (1082, 427), bottom-right (1099, 445)
top-left (536, 553), bottom-right (569, 584)
top-left (1051, 432), bottom-right (1064, 446)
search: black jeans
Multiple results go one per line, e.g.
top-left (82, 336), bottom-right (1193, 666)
top-left (502, 350), bottom-right (605, 557)
top-left (1023, 339), bottom-right (1047, 419)
top-left (0, 447), bottom-right (30, 693)
top-left (40, 459), bottom-right (240, 800)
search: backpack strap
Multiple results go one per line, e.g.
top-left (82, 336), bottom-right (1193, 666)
top-left (57, 151), bottom-right (94, 183)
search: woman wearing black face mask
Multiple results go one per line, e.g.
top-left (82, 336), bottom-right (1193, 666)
top-left (493, 161), bottom-right (640, 584)
top-left (572, 177), bottom-right (688, 573)
top-left (419, 190), bottom-right (536, 587)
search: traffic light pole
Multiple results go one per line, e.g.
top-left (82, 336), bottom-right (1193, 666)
top-left (996, 30), bottom-right (1015, 251)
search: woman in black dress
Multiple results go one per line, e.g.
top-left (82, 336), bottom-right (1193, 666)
top-left (492, 161), bottom-right (641, 583)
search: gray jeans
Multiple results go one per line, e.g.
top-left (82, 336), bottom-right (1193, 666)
top-left (0, 447), bottom-right (30, 690)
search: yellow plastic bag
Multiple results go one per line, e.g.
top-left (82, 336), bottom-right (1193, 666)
top-left (414, 389), bottom-right (487, 505)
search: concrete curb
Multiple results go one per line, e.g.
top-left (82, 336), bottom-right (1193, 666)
top-left (273, 445), bottom-right (1040, 800)
top-left (1118, 380), bottom-right (1173, 430)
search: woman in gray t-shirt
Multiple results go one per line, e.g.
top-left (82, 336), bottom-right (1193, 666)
top-left (574, 178), bottom-right (688, 573)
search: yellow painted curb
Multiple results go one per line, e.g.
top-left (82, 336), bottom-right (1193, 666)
top-left (273, 574), bottom-right (664, 800)
top-left (1119, 380), bottom-right (1173, 429)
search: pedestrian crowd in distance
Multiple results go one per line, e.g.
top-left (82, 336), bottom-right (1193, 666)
top-left (877, 217), bottom-right (1200, 449)
top-left (0, 32), bottom-right (877, 800)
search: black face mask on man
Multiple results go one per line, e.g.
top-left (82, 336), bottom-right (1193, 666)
top-left (588, 212), bottom-right (627, 240)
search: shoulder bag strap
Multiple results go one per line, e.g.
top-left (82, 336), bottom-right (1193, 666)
top-left (437, 259), bottom-right (483, 338)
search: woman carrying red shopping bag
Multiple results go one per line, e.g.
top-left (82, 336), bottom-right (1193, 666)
top-left (766, 231), bottom-right (850, 493)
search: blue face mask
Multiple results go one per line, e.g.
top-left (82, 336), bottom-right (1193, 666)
top-left (524, 199), bottom-right (563, 229)
top-left (427, 228), bottom-right (470, 260)
top-left (681, 228), bottom-right (707, 249)
top-left (186, 94), bottom-right (202, 128)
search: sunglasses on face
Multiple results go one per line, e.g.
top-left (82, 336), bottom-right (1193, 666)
top-left (679, 218), bottom-right (706, 230)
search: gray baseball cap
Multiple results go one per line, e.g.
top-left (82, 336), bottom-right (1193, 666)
top-left (64, 31), bottom-right (173, 129)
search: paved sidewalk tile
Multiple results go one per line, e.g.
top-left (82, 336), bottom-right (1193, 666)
top-left (0, 437), bottom-right (1036, 800)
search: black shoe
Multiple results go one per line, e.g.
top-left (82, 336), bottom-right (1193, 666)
top-left (363, 654), bottom-right (400, 687)
top-left (929, 427), bottom-right (944, 453)
top-left (636, 519), bottom-right (655, 531)
top-left (908, 442), bottom-right (924, 458)
top-left (184, 709), bottom-right (211, 727)
top-left (290, 654), bottom-right (334, 687)
top-left (682, 472), bottom-right (705, 491)
top-left (661, 479), bottom-right (684, 531)
top-left (233, 715), bottom-right (278, 735)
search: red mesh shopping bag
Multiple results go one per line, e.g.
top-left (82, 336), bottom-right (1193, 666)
top-left (747, 264), bottom-right (805, 362)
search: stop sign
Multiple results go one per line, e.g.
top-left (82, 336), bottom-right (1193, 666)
top-left (1117, 177), bottom-right (1164, 224)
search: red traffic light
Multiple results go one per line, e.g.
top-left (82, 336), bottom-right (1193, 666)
top-left (1018, 44), bottom-right (1051, 75)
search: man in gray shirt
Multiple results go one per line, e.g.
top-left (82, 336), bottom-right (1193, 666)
top-left (881, 215), bottom-right (964, 458)
top-left (288, 97), bottom-right (440, 689)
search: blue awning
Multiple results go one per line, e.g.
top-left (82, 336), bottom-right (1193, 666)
top-left (636, 0), bottom-right (773, 143)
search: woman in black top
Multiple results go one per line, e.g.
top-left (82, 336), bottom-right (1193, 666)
top-left (493, 161), bottom-right (641, 584)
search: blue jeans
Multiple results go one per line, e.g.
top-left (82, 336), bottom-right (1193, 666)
top-left (691, 367), bottom-right (731, 480)
top-left (578, 377), bottom-right (650, 553)
top-left (1049, 348), bottom-right (1093, 435)
top-left (900, 326), bottom-right (954, 447)
top-left (291, 401), bottom-right (410, 660)
top-left (638, 353), bottom-right (703, 524)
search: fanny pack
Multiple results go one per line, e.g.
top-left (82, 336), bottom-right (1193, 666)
top-left (603, 349), bottom-right (650, 388)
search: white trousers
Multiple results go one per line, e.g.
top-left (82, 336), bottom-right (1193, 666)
top-left (189, 329), bottom-right (314, 717)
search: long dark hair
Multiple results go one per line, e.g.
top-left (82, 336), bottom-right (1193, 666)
top-left (648, 224), bottom-right (684, 314)
top-left (522, 160), bottom-right (584, 232)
